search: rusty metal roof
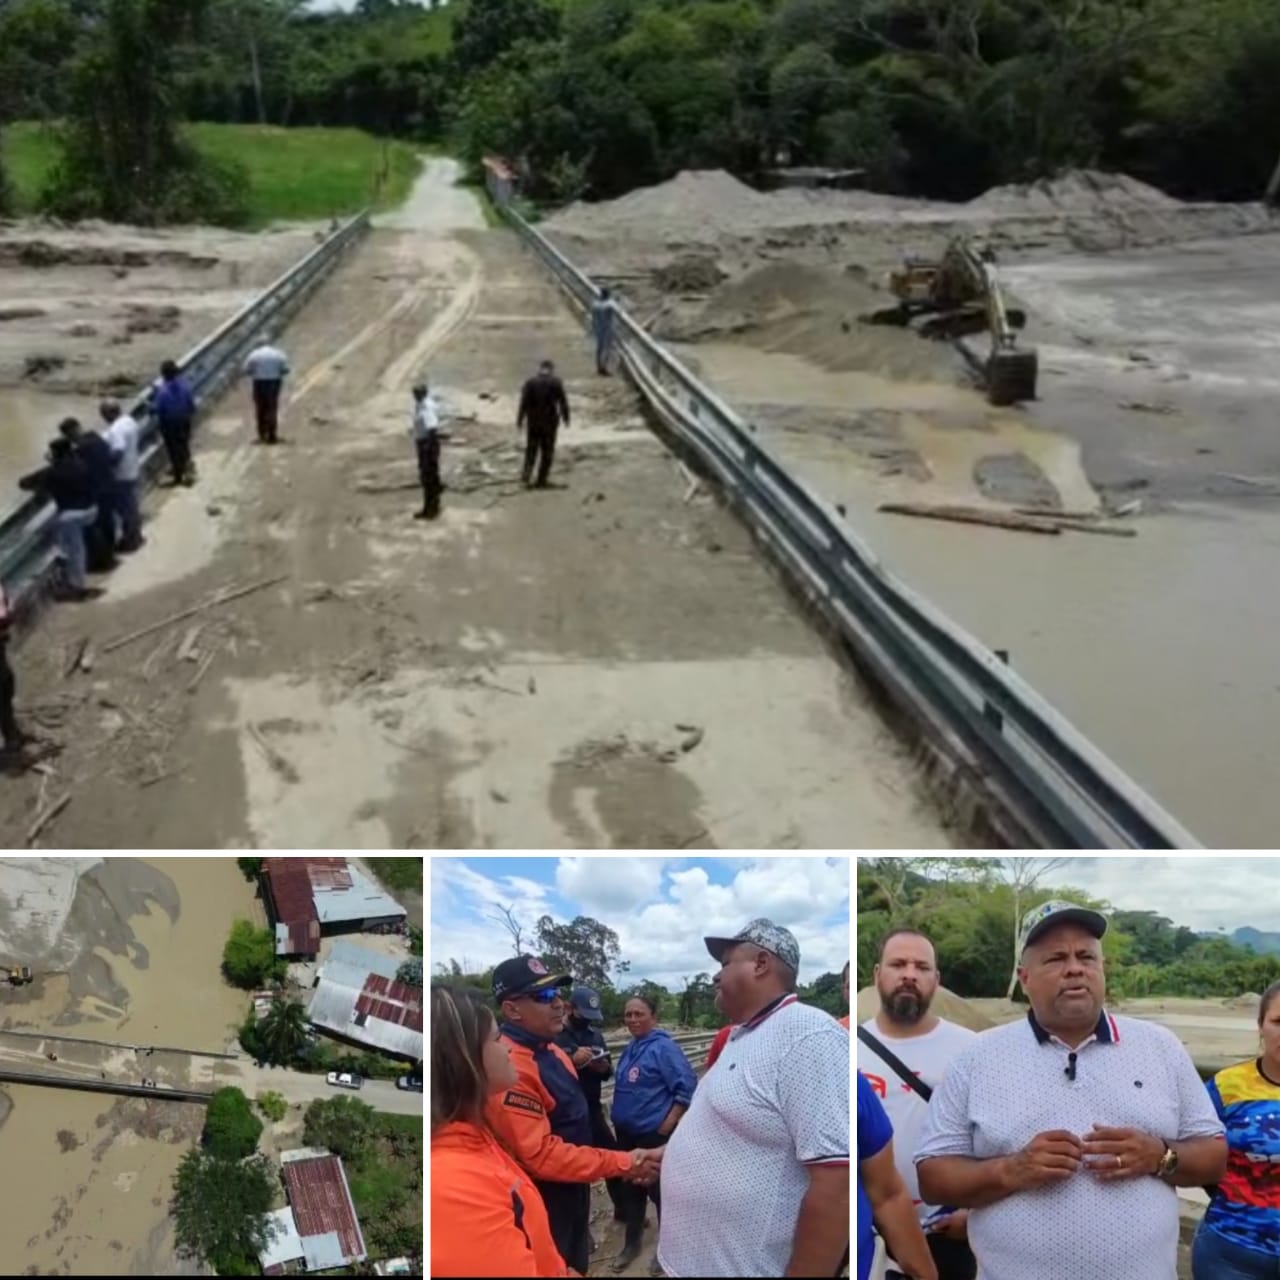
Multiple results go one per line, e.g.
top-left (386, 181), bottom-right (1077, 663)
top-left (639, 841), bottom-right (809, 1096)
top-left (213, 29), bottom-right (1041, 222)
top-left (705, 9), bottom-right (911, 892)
top-left (281, 1153), bottom-right (367, 1264)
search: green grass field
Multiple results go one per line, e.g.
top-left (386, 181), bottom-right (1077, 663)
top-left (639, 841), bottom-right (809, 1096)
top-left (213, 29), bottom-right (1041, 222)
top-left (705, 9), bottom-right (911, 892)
top-left (2, 121), bottom-right (423, 225)
top-left (366, 857), bottom-right (423, 894)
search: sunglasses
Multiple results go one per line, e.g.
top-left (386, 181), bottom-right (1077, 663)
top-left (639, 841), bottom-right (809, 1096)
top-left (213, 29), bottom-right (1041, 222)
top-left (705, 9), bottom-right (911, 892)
top-left (521, 987), bottom-right (568, 1004)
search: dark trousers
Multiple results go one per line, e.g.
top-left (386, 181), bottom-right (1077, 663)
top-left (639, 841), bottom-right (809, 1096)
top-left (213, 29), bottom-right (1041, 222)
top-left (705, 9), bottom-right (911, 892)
top-left (522, 420), bottom-right (558, 487)
top-left (253, 379), bottom-right (282, 442)
top-left (93, 489), bottom-right (119, 558)
top-left (159, 417), bottom-right (193, 481)
top-left (888, 1235), bottom-right (977, 1280)
top-left (0, 645), bottom-right (19, 748)
top-left (534, 1179), bottom-right (590, 1276)
top-left (615, 1125), bottom-right (668, 1244)
top-left (416, 435), bottom-right (441, 516)
top-left (589, 1102), bottom-right (627, 1217)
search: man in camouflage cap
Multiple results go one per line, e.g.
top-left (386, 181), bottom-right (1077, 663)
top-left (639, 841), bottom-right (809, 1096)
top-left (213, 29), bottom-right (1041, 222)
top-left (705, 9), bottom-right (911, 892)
top-left (657, 917), bottom-right (850, 1277)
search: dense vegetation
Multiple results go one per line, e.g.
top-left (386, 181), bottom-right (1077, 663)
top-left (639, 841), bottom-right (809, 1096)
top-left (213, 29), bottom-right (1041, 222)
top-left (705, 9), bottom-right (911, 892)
top-left (858, 857), bottom-right (1280, 1002)
top-left (3, 0), bottom-right (1278, 219)
top-left (434, 908), bottom-right (848, 1026)
top-left (203, 1086), bottom-right (264, 1160)
top-left (172, 1147), bottom-right (274, 1274)
top-left (222, 918), bottom-right (285, 989)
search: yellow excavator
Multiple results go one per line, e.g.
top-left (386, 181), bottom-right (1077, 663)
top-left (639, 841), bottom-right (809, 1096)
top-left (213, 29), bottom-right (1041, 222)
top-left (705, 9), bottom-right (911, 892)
top-left (863, 238), bottom-right (1039, 405)
top-left (2, 965), bottom-right (33, 985)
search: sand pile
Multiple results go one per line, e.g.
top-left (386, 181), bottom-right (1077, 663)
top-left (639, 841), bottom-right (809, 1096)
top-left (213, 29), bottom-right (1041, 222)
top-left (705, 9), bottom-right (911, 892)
top-left (659, 261), bottom-right (962, 381)
top-left (967, 169), bottom-right (1181, 216)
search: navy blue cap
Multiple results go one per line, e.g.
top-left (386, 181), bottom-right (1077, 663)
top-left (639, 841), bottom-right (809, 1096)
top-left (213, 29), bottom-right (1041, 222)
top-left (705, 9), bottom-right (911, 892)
top-left (569, 986), bottom-right (604, 1022)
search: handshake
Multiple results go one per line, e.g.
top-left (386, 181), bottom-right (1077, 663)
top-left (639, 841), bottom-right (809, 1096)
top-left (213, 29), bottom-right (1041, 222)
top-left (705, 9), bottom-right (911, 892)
top-left (623, 1147), bottom-right (664, 1187)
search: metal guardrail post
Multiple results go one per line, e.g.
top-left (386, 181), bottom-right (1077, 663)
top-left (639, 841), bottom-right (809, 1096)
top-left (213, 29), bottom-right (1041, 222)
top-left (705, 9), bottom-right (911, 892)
top-left (491, 195), bottom-right (1198, 850)
top-left (0, 210), bottom-right (372, 615)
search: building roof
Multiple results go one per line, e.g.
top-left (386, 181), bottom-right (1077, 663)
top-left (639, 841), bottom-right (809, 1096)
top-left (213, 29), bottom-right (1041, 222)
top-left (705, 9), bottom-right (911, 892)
top-left (313, 865), bottom-right (405, 927)
top-left (281, 1152), bottom-right (367, 1265)
top-left (264, 859), bottom-right (405, 954)
top-left (308, 955), bottom-right (424, 1062)
top-left (323, 939), bottom-right (401, 981)
top-left (257, 1207), bottom-right (303, 1272)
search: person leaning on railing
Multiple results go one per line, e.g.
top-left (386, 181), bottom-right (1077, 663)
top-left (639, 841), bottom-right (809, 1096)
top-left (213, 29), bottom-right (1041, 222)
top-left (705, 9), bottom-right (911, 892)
top-left (1193, 979), bottom-right (1280, 1279)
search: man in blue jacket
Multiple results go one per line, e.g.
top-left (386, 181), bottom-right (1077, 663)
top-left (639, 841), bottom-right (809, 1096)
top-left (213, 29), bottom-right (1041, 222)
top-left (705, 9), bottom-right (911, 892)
top-left (151, 359), bottom-right (197, 486)
top-left (555, 985), bottom-right (627, 1229)
top-left (611, 994), bottom-right (697, 1273)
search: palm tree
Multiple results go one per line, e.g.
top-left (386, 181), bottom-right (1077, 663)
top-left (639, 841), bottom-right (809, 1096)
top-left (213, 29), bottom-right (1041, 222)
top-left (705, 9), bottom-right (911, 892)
top-left (259, 997), bottom-right (310, 1066)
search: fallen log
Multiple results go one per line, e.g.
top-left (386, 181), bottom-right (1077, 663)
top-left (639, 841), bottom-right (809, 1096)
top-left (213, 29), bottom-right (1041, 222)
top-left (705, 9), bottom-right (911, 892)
top-left (878, 502), bottom-right (1062, 535)
top-left (102, 575), bottom-right (287, 654)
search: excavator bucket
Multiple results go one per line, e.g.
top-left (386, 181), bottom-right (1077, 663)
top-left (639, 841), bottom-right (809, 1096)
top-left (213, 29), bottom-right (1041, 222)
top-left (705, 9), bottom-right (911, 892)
top-left (986, 347), bottom-right (1039, 405)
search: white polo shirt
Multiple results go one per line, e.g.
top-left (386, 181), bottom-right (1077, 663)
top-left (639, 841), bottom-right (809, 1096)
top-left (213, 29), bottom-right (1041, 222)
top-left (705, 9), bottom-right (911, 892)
top-left (857, 1016), bottom-right (977, 1223)
top-left (657, 995), bottom-right (849, 1278)
top-left (914, 1009), bottom-right (1225, 1280)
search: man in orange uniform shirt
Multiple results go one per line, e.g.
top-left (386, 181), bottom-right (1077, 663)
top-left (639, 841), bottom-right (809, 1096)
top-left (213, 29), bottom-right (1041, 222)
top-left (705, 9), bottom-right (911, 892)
top-left (486, 956), bottom-right (662, 1274)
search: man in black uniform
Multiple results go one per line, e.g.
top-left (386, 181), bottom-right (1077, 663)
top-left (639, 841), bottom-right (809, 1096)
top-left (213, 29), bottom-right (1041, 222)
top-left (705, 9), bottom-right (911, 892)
top-left (516, 359), bottom-right (571, 489)
top-left (556, 985), bottom-right (628, 1228)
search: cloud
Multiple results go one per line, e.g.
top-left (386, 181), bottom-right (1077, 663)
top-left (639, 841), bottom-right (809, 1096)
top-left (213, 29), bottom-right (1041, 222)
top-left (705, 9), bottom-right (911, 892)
top-left (431, 856), bottom-right (850, 989)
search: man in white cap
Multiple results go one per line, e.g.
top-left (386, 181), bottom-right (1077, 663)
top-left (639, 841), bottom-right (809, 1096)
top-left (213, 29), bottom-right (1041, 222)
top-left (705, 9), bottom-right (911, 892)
top-left (657, 918), bottom-right (849, 1278)
top-left (915, 900), bottom-right (1227, 1280)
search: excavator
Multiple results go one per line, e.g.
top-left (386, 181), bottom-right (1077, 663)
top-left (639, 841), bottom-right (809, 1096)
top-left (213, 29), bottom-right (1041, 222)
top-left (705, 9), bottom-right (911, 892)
top-left (2, 964), bottom-right (33, 985)
top-left (863, 237), bottom-right (1039, 405)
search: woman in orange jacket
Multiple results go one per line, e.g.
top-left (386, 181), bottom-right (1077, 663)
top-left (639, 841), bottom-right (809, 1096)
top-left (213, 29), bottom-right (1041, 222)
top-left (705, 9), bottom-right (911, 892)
top-left (432, 984), bottom-right (578, 1278)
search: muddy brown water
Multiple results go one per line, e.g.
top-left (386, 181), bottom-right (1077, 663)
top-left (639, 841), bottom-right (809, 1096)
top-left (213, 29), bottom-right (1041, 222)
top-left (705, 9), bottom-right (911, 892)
top-left (0, 857), bottom-right (259, 1275)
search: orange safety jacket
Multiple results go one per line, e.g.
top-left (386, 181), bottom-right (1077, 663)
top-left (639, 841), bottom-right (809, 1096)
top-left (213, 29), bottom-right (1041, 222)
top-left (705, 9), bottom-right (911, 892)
top-left (486, 1029), bottom-right (635, 1184)
top-left (838, 1014), bottom-right (850, 1029)
top-left (431, 1120), bottom-right (577, 1277)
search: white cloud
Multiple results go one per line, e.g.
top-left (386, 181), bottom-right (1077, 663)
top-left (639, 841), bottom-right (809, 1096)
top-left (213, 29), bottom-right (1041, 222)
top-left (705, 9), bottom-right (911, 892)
top-left (431, 856), bottom-right (850, 990)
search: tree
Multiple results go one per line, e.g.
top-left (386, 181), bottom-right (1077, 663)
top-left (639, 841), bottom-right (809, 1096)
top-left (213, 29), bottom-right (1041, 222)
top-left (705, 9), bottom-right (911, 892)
top-left (40, 0), bottom-right (249, 224)
top-left (303, 1094), bottom-right (376, 1162)
top-left (452, 0), bottom-right (559, 78)
top-left (222, 918), bottom-right (279, 989)
top-left (535, 914), bottom-right (623, 990)
top-left (993, 857), bottom-right (1070, 999)
top-left (172, 1148), bottom-right (274, 1274)
top-left (256, 1090), bottom-right (288, 1122)
top-left (396, 957), bottom-right (424, 987)
top-left (258, 996), bottom-right (311, 1065)
top-left (237, 857), bottom-right (263, 880)
top-left (489, 903), bottom-right (529, 955)
top-left (203, 1086), bottom-right (264, 1159)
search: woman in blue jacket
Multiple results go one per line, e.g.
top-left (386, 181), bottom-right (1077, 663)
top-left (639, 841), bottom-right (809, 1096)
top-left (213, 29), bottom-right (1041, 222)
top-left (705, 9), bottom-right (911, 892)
top-left (610, 995), bottom-right (696, 1273)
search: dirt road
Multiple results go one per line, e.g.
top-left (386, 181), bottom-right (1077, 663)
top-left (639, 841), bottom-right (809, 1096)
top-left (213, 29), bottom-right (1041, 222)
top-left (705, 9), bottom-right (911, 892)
top-left (1, 161), bottom-right (946, 849)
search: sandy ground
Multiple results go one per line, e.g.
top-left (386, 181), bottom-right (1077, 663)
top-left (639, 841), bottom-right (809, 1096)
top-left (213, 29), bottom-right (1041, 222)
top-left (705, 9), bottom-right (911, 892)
top-left (546, 169), bottom-right (1280, 847)
top-left (374, 155), bottom-right (485, 233)
top-left (0, 161), bottom-right (948, 850)
top-left (0, 221), bottom-right (321, 513)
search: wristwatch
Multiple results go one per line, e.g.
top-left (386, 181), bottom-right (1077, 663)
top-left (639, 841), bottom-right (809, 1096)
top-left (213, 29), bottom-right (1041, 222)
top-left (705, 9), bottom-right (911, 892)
top-left (1155, 1141), bottom-right (1179, 1181)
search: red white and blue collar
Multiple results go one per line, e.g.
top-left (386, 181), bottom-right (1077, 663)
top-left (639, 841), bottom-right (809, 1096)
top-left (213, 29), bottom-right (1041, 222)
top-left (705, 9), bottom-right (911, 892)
top-left (1027, 1008), bottom-right (1120, 1046)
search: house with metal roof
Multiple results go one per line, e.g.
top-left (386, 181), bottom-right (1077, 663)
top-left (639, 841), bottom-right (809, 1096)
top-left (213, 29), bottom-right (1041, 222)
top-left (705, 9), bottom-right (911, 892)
top-left (262, 858), bottom-right (406, 958)
top-left (258, 1148), bottom-right (368, 1275)
top-left (307, 941), bottom-right (423, 1063)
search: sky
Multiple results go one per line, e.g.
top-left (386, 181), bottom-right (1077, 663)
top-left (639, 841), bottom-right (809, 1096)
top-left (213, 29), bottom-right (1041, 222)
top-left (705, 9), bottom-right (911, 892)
top-left (431, 855), bottom-right (851, 991)
top-left (858, 855), bottom-right (1280, 934)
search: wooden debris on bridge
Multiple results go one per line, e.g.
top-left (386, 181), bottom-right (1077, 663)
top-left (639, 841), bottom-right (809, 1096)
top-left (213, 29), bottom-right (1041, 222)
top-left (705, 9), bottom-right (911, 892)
top-left (880, 501), bottom-right (1137, 538)
top-left (102, 574), bottom-right (287, 654)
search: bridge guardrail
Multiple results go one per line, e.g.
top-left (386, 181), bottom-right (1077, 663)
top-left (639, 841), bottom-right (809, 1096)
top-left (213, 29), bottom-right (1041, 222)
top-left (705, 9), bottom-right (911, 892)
top-left (485, 167), bottom-right (1197, 850)
top-left (0, 210), bottom-right (371, 613)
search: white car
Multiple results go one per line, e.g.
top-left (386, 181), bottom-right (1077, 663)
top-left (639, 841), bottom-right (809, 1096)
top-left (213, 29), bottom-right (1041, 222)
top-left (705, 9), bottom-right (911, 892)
top-left (326, 1071), bottom-right (363, 1090)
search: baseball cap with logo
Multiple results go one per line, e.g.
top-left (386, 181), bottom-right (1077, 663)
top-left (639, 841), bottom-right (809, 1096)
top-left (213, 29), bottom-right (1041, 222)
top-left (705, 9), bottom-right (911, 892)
top-left (1018, 900), bottom-right (1108, 953)
top-left (492, 955), bottom-right (572, 1001)
top-left (569, 986), bottom-right (604, 1022)
top-left (704, 918), bottom-right (801, 974)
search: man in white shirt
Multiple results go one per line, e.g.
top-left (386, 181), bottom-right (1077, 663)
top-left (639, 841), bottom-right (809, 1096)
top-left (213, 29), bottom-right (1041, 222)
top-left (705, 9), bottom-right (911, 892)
top-left (658, 918), bottom-right (849, 1277)
top-left (409, 381), bottom-right (442, 520)
top-left (857, 929), bottom-right (977, 1280)
top-left (915, 900), bottom-right (1227, 1280)
top-left (243, 342), bottom-right (291, 444)
top-left (99, 399), bottom-right (144, 552)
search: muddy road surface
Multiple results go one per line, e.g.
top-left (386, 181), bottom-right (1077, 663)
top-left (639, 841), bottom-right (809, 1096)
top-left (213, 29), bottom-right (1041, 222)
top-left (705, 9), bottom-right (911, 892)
top-left (1, 163), bottom-right (946, 849)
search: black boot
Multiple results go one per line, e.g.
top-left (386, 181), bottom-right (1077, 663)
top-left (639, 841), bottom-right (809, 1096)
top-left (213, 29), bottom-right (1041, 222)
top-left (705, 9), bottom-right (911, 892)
top-left (612, 1224), bottom-right (643, 1273)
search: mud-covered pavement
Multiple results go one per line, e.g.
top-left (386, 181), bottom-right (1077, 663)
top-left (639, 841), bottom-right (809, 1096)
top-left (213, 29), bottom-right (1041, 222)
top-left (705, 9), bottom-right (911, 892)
top-left (1, 163), bottom-right (947, 850)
